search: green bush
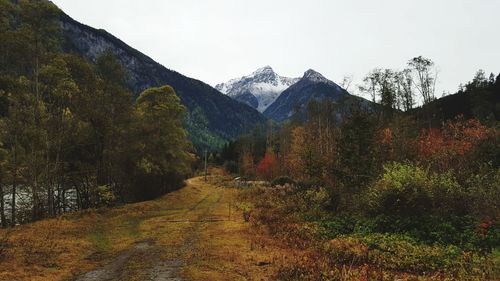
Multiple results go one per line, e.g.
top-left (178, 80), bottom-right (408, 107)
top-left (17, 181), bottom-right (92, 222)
top-left (319, 214), bottom-right (499, 252)
top-left (302, 187), bottom-right (331, 219)
top-left (223, 160), bottom-right (238, 174)
top-left (318, 216), bottom-right (356, 239)
top-left (326, 233), bottom-right (463, 274)
top-left (367, 162), bottom-right (480, 217)
top-left (324, 232), bottom-right (499, 279)
top-left (367, 162), bottom-right (432, 216)
top-left (271, 176), bottom-right (296, 187)
top-left (95, 185), bottom-right (116, 206)
top-left (467, 166), bottom-right (500, 219)
top-left (372, 215), bottom-right (493, 249)
top-left (318, 215), bottom-right (377, 239)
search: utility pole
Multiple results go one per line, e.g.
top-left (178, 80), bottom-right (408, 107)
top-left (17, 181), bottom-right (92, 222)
top-left (204, 150), bottom-right (208, 182)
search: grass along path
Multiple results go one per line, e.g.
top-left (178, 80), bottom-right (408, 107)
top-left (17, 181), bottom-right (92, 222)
top-left (0, 176), bottom-right (281, 281)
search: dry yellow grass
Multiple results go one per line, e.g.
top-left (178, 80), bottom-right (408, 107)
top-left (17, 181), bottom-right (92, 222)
top-left (0, 176), bottom-right (289, 281)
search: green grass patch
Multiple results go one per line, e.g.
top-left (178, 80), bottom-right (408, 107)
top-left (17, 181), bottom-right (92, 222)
top-left (88, 224), bottom-right (111, 252)
top-left (326, 233), bottom-right (499, 278)
top-left (124, 216), bottom-right (143, 238)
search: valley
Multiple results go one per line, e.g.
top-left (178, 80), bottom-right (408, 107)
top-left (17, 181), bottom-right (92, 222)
top-left (0, 1), bottom-right (498, 280)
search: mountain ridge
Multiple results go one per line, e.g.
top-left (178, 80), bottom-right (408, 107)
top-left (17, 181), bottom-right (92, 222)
top-left (215, 66), bottom-right (299, 112)
top-left (263, 69), bottom-right (352, 121)
top-left (60, 12), bottom-right (267, 151)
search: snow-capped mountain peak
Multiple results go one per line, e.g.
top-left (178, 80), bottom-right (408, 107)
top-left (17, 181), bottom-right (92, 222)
top-left (263, 69), bottom-right (351, 122)
top-left (215, 67), bottom-right (299, 113)
top-left (303, 69), bottom-right (330, 83)
top-left (252, 65), bottom-right (274, 75)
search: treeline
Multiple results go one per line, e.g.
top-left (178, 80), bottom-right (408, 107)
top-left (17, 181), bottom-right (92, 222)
top-left (221, 63), bottom-right (499, 251)
top-left (0, 0), bottom-right (193, 226)
top-left (358, 56), bottom-right (499, 126)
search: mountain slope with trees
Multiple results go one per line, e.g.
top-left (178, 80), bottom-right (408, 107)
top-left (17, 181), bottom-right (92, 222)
top-left (412, 70), bottom-right (500, 125)
top-left (60, 12), bottom-right (266, 151)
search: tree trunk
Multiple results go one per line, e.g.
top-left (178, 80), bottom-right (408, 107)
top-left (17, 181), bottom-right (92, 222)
top-left (0, 184), bottom-right (5, 228)
top-left (32, 170), bottom-right (40, 221)
top-left (11, 179), bottom-right (16, 227)
top-left (56, 182), bottom-right (62, 215)
top-left (46, 147), bottom-right (53, 217)
top-left (11, 137), bottom-right (18, 227)
top-left (31, 45), bottom-right (40, 222)
top-left (96, 136), bottom-right (106, 187)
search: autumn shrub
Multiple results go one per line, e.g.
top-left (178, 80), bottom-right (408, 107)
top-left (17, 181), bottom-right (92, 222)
top-left (326, 236), bottom-right (370, 265)
top-left (418, 117), bottom-right (492, 173)
top-left (275, 252), bottom-right (335, 281)
top-left (241, 185), bottom-right (330, 245)
top-left (250, 185), bottom-right (330, 220)
top-left (239, 186), bottom-right (288, 230)
top-left (275, 252), bottom-right (380, 281)
top-left (234, 201), bottom-right (254, 222)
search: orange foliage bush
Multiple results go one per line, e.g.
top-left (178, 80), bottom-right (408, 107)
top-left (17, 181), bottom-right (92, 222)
top-left (443, 117), bottom-right (490, 154)
top-left (256, 152), bottom-right (280, 181)
top-left (239, 152), bottom-right (255, 177)
top-left (418, 116), bottom-right (492, 170)
top-left (419, 128), bottom-right (446, 157)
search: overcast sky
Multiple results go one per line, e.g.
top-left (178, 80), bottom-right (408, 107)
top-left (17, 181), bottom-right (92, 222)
top-left (51, 0), bottom-right (500, 96)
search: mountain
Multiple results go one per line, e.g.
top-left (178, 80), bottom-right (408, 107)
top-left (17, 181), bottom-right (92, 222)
top-left (215, 66), bottom-right (299, 113)
top-left (263, 69), bottom-right (352, 121)
top-left (59, 13), bottom-right (266, 151)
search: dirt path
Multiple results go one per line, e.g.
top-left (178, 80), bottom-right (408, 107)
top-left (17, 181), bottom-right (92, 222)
top-left (73, 177), bottom-right (227, 281)
top-left (75, 238), bottom-right (183, 281)
top-left (0, 176), bottom-right (281, 281)
top-left (73, 176), bottom-right (274, 281)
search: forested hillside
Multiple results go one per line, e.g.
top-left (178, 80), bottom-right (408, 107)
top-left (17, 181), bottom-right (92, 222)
top-left (0, 0), bottom-right (194, 226)
top-left (413, 70), bottom-right (500, 125)
top-left (60, 12), bottom-right (266, 152)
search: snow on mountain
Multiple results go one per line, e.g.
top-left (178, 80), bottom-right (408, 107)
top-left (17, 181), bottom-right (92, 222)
top-left (215, 66), bottom-right (299, 113)
top-left (303, 69), bottom-right (338, 85)
top-left (263, 69), bottom-right (352, 122)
